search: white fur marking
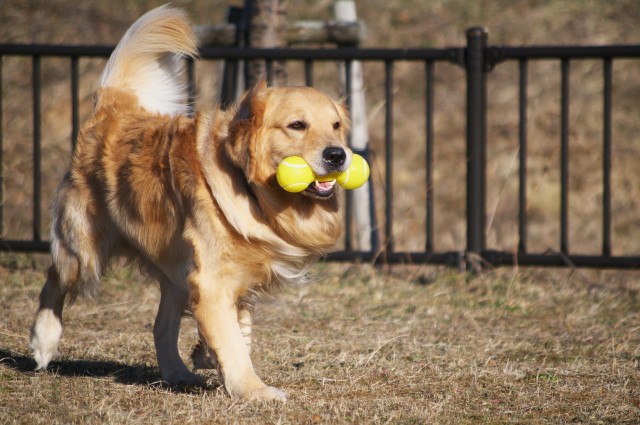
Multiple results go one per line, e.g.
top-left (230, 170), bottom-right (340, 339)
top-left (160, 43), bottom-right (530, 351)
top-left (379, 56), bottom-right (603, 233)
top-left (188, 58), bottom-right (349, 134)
top-left (30, 309), bottom-right (63, 370)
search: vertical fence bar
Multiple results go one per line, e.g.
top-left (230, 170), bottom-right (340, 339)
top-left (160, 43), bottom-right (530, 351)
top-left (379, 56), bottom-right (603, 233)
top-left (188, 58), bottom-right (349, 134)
top-left (33, 55), bottom-right (42, 242)
top-left (344, 59), bottom-right (353, 252)
top-left (425, 60), bottom-right (434, 253)
top-left (220, 6), bottom-right (244, 109)
top-left (560, 58), bottom-right (570, 254)
top-left (367, 169), bottom-right (380, 256)
top-left (602, 57), bottom-right (612, 257)
top-left (384, 60), bottom-right (394, 254)
top-left (70, 56), bottom-right (79, 151)
top-left (0, 56), bottom-right (3, 237)
top-left (265, 59), bottom-right (274, 86)
top-left (518, 59), bottom-right (528, 255)
top-left (465, 27), bottom-right (488, 267)
top-left (304, 59), bottom-right (313, 87)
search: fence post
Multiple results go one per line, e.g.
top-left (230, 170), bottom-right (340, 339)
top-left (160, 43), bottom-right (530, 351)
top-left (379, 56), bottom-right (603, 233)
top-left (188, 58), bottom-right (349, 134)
top-left (219, 6), bottom-right (246, 109)
top-left (465, 27), bottom-right (488, 271)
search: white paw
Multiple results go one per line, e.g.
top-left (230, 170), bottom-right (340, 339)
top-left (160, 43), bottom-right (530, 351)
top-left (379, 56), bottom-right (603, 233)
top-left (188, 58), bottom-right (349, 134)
top-left (30, 309), bottom-right (63, 370)
top-left (247, 386), bottom-right (289, 402)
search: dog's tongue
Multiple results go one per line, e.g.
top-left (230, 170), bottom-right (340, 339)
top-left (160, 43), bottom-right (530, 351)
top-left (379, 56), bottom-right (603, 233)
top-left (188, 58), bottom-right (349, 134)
top-left (306, 179), bottom-right (336, 197)
top-left (315, 180), bottom-right (335, 192)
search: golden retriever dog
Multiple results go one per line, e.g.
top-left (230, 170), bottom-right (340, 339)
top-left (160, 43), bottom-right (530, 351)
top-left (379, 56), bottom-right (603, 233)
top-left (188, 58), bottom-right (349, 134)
top-left (29, 6), bottom-right (352, 401)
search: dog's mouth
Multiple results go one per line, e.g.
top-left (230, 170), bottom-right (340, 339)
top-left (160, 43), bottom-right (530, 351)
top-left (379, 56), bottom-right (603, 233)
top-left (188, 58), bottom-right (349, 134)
top-left (303, 179), bottom-right (337, 199)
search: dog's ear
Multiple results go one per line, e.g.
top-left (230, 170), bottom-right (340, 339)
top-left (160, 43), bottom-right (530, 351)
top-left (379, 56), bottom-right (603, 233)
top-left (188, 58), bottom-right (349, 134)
top-left (225, 80), bottom-right (269, 182)
top-left (235, 79), bottom-right (268, 121)
top-left (336, 97), bottom-right (352, 136)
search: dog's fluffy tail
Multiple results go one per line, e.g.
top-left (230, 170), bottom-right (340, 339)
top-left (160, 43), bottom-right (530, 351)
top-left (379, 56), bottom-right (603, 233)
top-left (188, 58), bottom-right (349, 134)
top-left (99, 5), bottom-right (198, 116)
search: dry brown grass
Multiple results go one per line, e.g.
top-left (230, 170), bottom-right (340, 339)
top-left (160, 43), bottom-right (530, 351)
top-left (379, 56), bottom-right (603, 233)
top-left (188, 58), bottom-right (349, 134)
top-left (1, 1), bottom-right (640, 423)
top-left (1, 258), bottom-right (639, 423)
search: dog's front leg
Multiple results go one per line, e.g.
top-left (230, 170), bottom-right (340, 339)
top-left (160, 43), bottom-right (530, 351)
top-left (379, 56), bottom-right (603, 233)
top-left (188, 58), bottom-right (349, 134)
top-left (190, 275), bottom-right (287, 401)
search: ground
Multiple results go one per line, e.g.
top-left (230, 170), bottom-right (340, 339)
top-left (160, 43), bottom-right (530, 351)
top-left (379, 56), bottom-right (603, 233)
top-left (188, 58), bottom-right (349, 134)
top-left (1, 257), bottom-right (638, 423)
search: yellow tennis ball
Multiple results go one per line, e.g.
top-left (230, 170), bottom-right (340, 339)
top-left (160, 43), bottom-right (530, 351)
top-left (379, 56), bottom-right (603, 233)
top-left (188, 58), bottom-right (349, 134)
top-left (276, 156), bottom-right (316, 193)
top-left (316, 172), bottom-right (341, 183)
top-left (337, 154), bottom-right (370, 190)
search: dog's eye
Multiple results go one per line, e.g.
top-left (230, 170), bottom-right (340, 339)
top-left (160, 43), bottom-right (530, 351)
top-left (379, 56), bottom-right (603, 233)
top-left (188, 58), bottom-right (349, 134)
top-left (287, 121), bottom-right (307, 131)
top-left (333, 122), bottom-right (340, 130)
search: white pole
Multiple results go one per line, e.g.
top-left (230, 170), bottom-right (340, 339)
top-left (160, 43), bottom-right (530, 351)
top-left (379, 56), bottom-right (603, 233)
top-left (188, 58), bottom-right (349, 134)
top-left (334, 0), bottom-right (373, 251)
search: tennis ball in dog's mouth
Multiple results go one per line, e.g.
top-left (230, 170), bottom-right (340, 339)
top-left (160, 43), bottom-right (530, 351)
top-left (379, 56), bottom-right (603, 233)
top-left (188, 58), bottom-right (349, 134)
top-left (276, 156), bottom-right (316, 192)
top-left (336, 153), bottom-right (370, 190)
top-left (277, 154), bottom-right (370, 193)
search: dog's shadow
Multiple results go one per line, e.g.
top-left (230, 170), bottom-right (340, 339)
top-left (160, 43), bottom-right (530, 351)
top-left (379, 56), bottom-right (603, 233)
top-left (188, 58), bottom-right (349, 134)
top-left (0, 348), bottom-right (217, 392)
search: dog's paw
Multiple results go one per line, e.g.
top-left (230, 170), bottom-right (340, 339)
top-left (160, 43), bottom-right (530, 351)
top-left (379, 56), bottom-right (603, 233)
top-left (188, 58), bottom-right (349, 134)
top-left (163, 370), bottom-right (205, 388)
top-left (31, 344), bottom-right (57, 371)
top-left (190, 341), bottom-right (218, 370)
top-left (246, 385), bottom-right (289, 402)
top-left (30, 309), bottom-right (63, 370)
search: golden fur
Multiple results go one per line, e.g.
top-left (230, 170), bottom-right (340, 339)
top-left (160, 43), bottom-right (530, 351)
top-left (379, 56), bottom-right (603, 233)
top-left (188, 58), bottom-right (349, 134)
top-left (30, 6), bottom-right (352, 401)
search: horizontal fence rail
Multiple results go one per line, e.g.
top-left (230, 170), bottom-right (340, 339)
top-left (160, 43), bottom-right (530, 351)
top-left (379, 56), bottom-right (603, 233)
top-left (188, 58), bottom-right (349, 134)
top-left (1, 28), bottom-right (640, 269)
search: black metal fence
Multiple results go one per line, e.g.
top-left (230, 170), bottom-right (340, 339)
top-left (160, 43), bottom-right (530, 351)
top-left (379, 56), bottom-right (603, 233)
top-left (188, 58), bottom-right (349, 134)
top-left (1, 28), bottom-right (640, 269)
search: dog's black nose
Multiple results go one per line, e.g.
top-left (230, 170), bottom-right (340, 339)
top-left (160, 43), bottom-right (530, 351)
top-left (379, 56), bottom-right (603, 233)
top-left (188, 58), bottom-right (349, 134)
top-left (323, 147), bottom-right (346, 167)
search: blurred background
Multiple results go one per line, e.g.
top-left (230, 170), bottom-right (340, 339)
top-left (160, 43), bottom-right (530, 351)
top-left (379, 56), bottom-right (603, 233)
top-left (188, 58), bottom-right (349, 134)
top-left (1, 0), bottom-right (640, 259)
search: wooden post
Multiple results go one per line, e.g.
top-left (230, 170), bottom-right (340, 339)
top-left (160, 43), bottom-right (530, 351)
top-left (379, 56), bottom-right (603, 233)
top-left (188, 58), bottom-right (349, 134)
top-left (246, 0), bottom-right (289, 87)
top-left (335, 0), bottom-right (373, 252)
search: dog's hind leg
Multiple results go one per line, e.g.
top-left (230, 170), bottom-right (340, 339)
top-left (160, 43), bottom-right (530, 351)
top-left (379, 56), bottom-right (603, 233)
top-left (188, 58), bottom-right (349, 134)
top-left (191, 306), bottom-right (252, 372)
top-left (154, 280), bottom-right (204, 387)
top-left (30, 267), bottom-right (67, 370)
top-left (237, 307), bottom-right (253, 353)
top-left (31, 178), bottom-right (109, 370)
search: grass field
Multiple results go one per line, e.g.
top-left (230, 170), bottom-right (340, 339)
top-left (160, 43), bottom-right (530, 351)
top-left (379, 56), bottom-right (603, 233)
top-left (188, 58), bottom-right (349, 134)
top-left (1, 258), bottom-right (638, 423)
top-left (1, 0), bottom-right (640, 423)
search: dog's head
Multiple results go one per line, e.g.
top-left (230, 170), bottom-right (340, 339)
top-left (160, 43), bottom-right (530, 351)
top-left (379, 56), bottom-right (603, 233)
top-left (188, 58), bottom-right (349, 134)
top-left (226, 80), bottom-right (352, 200)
